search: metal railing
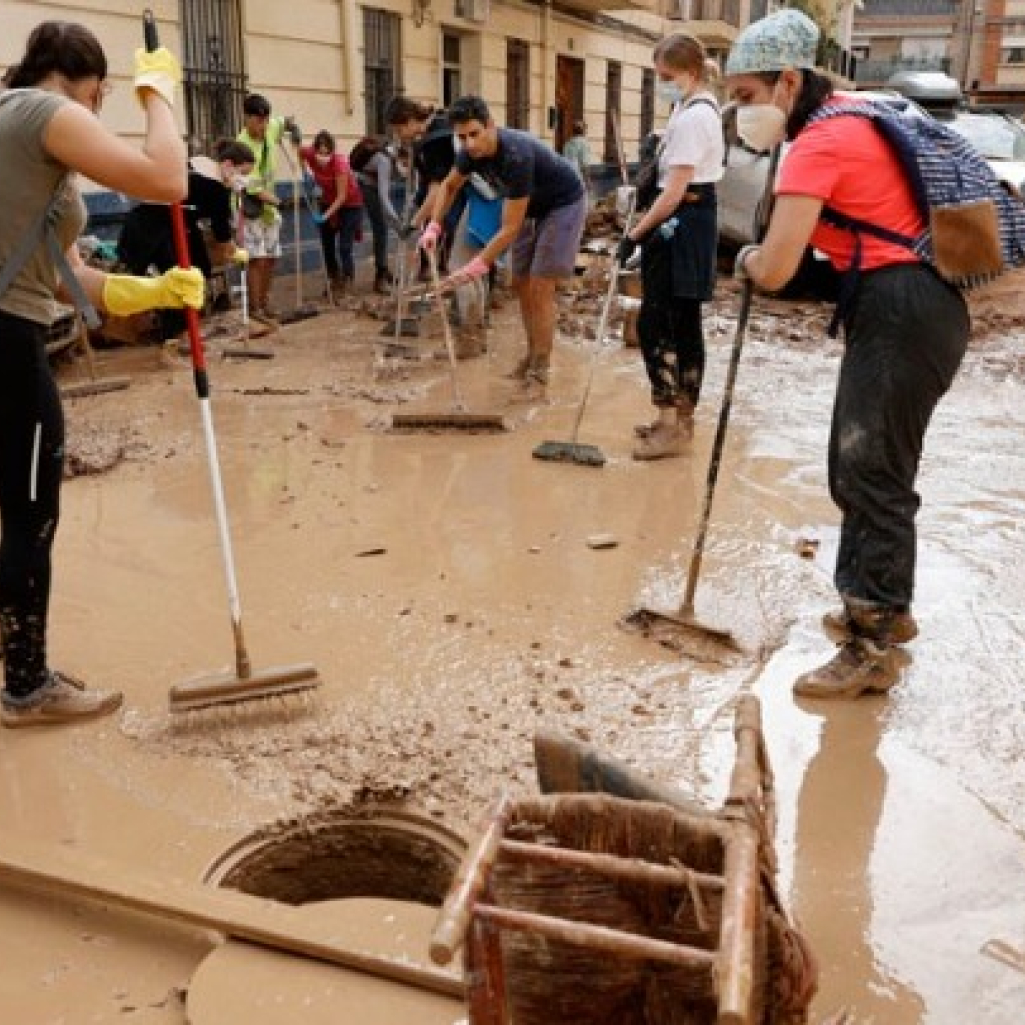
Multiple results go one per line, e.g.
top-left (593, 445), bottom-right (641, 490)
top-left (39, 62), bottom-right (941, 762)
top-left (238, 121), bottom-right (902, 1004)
top-left (180, 0), bottom-right (247, 154)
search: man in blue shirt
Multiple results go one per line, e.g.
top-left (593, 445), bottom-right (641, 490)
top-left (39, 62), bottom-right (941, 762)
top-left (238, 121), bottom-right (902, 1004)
top-left (420, 95), bottom-right (587, 398)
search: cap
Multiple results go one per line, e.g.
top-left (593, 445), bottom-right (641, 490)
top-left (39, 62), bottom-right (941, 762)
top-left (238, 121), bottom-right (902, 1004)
top-left (725, 9), bottom-right (820, 76)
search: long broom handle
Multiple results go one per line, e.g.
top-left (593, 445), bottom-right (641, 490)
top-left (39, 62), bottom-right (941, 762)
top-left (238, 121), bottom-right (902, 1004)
top-left (569, 193), bottom-right (637, 444)
top-left (392, 153), bottom-right (418, 346)
top-left (236, 203), bottom-right (249, 334)
top-left (277, 140), bottom-right (336, 307)
top-left (679, 144), bottom-right (782, 616)
top-left (427, 248), bottom-right (466, 411)
top-left (144, 10), bottom-right (251, 678)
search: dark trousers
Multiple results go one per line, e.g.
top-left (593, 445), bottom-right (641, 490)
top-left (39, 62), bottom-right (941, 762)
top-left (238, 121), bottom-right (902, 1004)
top-left (361, 183), bottom-right (390, 274)
top-left (0, 312), bottom-right (64, 697)
top-left (319, 206), bottom-right (361, 280)
top-left (832, 264), bottom-right (968, 611)
top-left (637, 238), bottom-right (705, 409)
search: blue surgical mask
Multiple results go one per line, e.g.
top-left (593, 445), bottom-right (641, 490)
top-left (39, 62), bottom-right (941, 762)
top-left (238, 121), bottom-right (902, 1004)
top-left (657, 81), bottom-right (684, 105)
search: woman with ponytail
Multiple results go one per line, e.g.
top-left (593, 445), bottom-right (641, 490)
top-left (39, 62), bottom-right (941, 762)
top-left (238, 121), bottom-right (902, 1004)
top-left (0, 21), bottom-right (204, 727)
top-left (617, 33), bottom-right (724, 460)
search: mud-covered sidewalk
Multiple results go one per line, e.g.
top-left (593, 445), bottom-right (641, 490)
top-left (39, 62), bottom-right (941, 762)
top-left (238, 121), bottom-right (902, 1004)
top-left (1, 275), bottom-right (1024, 1023)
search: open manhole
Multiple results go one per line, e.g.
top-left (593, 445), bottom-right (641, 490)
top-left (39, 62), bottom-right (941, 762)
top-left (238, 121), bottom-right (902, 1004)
top-left (203, 804), bottom-right (466, 906)
top-left (189, 806), bottom-right (469, 1024)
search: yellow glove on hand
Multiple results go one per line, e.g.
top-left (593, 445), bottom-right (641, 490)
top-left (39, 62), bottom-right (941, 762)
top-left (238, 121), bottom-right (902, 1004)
top-left (103, 268), bottom-right (205, 316)
top-left (133, 47), bottom-right (181, 108)
top-left (231, 247), bottom-right (249, 266)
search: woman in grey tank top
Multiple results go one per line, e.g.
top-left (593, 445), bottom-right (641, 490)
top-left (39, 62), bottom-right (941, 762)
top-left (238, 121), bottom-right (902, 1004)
top-left (0, 21), bottom-right (203, 727)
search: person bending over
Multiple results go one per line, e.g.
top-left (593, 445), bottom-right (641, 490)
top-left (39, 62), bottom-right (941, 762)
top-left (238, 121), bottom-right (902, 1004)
top-left (420, 95), bottom-right (587, 398)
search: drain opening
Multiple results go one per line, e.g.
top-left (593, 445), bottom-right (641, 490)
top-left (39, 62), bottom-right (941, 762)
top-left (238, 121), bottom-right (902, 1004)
top-left (203, 806), bottom-right (466, 907)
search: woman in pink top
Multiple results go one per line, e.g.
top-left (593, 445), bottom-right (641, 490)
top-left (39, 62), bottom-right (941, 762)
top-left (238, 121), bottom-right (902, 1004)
top-left (301, 130), bottom-right (362, 295)
top-left (726, 10), bottom-right (969, 699)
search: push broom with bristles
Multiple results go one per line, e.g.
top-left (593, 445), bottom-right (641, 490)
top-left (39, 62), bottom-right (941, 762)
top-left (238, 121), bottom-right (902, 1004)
top-left (389, 248), bottom-right (506, 433)
top-left (141, 11), bottom-right (320, 714)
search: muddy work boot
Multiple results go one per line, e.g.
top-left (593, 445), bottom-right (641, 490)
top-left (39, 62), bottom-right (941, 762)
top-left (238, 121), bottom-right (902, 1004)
top-left (632, 422), bottom-right (684, 461)
top-left (793, 637), bottom-right (901, 700)
top-left (1, 670), bottom-right (123, 728)
top-left (822, 607), bottom-right (918, 645)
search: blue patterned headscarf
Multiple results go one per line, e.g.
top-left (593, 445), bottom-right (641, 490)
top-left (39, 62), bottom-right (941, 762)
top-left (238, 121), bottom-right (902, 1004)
top-left (725, 9), bottom-right (820, 76)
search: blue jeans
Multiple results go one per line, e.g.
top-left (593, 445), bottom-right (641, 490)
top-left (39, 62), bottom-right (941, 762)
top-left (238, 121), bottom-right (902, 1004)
top-left (319, 205), bottom-right (362, 279)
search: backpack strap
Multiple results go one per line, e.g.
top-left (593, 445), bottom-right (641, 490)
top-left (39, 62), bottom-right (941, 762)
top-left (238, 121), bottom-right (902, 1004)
top-left (808, 103), bottom-right (927, 336)
top-left (0, 179), bottom-right (100, 329)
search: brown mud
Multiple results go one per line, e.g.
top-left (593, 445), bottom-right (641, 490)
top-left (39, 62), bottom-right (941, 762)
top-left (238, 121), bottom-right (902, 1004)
top-left (1, 274), bottom-right (1024, 1022)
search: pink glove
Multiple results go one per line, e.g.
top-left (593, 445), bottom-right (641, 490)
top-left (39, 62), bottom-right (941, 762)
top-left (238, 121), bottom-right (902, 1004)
top-left (448, 255), bottom-right (491, 286)
top-left (418, 221), bottom-right (443, 252)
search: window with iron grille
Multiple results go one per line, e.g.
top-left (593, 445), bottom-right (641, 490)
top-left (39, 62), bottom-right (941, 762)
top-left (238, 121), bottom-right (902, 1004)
top-left (442, 32), bottom-right (462, 107)
top-left (640, 67), bottom-right (655, 144)
top-left (506, 39), bottom-right (530, 129)
top-left (364, 8), bottom-right (402, 135)
top-left (604, 61), bottom-right (622, 164)
top-left (180, 0), bottom-right (247, 154)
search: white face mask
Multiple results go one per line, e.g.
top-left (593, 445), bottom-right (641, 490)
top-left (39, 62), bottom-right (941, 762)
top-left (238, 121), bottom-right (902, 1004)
top-left (736, 104), bottom-right (787, 153)
top-left (315, 153), bottom-right (332, 167)
top-left (657, 80), bottom-right (684, 105)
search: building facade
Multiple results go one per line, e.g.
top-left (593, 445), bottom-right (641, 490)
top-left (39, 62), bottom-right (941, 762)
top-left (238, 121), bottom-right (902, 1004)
top-left (3, 0), bottom-right (727, 180)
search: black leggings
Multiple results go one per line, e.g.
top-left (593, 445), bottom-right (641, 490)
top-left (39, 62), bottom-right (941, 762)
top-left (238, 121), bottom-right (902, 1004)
top-left (637, 237), bottom-right (705, 410)
top-left (0, 311), bottom-right (64, 698)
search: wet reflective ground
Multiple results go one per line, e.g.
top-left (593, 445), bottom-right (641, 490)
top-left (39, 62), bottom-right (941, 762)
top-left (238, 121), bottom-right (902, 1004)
top-left (0, 294), bottom-right (1023, 1022)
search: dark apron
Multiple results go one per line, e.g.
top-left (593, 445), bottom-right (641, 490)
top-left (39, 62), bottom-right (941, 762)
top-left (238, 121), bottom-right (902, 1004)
top-left (642, 182), bottom-right (717, 302)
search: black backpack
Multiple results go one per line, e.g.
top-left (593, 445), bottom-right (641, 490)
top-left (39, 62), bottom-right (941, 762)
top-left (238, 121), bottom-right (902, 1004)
top-left (350, 136), bottom-right (383, 173)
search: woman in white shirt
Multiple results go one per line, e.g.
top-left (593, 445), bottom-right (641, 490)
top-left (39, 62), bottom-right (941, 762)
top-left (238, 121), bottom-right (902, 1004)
top-left (618, 34), bottom-right (724, 460)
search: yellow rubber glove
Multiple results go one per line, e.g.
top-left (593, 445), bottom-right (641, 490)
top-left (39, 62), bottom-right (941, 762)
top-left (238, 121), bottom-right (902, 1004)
top-left (103, 268), bottom-right (205, 316)
top-left (133, 47), bottom-right (181, 108)
top-left (231, 247), bottom-right (249, 266)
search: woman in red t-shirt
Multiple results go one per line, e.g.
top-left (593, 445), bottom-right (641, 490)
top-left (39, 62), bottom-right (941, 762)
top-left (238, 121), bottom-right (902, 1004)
top-left (725, 10), bottom-right (969, 699)
top-left (301, 130), bottom-right (362, 295)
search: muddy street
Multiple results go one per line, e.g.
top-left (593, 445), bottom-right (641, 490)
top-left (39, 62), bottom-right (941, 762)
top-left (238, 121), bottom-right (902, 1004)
top-left (1, 280), bottom-right (1024, 1023)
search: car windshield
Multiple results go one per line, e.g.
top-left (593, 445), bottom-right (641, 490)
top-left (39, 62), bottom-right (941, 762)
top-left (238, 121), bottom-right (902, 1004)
top-left (947, 113), bottom-right (1025, 161)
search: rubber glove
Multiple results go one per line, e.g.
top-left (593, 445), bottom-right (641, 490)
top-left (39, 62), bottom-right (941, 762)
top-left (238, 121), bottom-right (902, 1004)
top-left (103, 267), bottom-right (205, 316)
top-left (418, 220), bottom-right (443, 252)
top-left (734, 243), bottom-right (759, 281)
top-left (443, 255), bottom-right (491, 290)
top-left (231, 247), bottom-right (249, 266)
top-left (133, 47), bottom-right (181, 108)
top-left (312, 211), bottom-right (327, 225)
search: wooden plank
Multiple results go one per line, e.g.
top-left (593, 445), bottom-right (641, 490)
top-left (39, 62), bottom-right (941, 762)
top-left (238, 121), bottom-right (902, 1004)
top-left (0, 832), bottom-right (463, 999)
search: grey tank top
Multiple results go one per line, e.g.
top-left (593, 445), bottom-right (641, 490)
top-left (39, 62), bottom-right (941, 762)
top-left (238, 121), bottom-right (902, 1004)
top-left (0, 89), bottom-right (87, 325)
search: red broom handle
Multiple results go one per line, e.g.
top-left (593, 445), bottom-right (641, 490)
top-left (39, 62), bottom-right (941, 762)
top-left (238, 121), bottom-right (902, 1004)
top-left (143, 10), bottom-right (209, 392)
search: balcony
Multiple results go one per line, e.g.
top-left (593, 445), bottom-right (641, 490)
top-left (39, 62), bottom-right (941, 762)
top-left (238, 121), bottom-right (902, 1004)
top-left (554, 0), bottom-right (660, 14)
top-left (666, 0), bottom-right (742, 47)
top-left (855, 55), bottom-right (952, 87)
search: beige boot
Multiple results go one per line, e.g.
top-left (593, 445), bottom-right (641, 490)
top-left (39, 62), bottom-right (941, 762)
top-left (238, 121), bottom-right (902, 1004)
top-left (793, 638), bottom-right (901, 700)
top-left (632, 422), bottom-right (683, 461)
